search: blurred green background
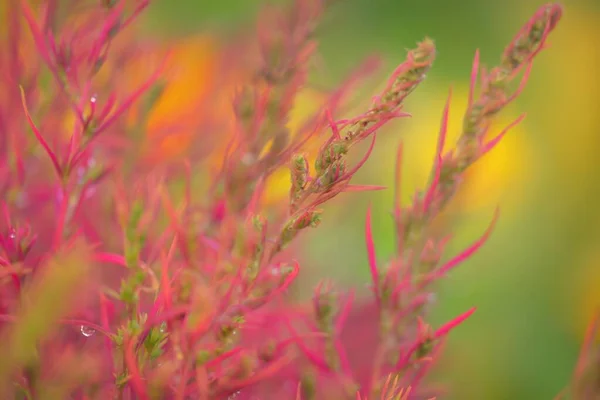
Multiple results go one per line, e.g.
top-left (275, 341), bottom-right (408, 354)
top-left (140, 0), bottom-right (600, 398)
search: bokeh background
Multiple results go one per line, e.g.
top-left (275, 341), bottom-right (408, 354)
top-left (138, 0), bottom-right (599, 398)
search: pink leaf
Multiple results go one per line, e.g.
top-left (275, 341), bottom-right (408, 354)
top-left (342, 184), bottom-right (387, 192)
top-left (575, 308), bottom-right (600, 379)
top-left (423, 88), bottom-right (452, 212)
top-left (468, 49), bottom-right (480, 109)
top-left (365, 206), bottom-right (380, 306)
top-left (341, 133), bottom-right (377, 180)
top-left (19, 86), bottom-right (62, 177)
top-left (481, 113), bottom-right (526, 156)
top-left (432, 207), bottom-right (500, 280)
top-left (434, 307), bottom-right (477, 339)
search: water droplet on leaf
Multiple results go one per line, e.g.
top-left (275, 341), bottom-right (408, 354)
top-left (80, 325), bottom-right (96, 337)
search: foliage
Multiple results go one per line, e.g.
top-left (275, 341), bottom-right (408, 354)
top-left (0, 0), bottom-right (568, 399)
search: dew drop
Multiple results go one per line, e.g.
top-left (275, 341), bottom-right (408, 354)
top-left (228, 391), bottom-right (242, 399)
top-left (8, 229), bottom-right (16, 239)
top-left (90, 94), bottom-right (98, 103)
top-left (159, 322), bottom-right (167, 333)
top-left (80, 325), bottom-right (96, 337)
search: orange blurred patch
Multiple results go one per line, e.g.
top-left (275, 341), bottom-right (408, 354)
top-left (143, 36), bottom-right (225, 161)
top-left (118, 34), bottom-right (328, 207)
